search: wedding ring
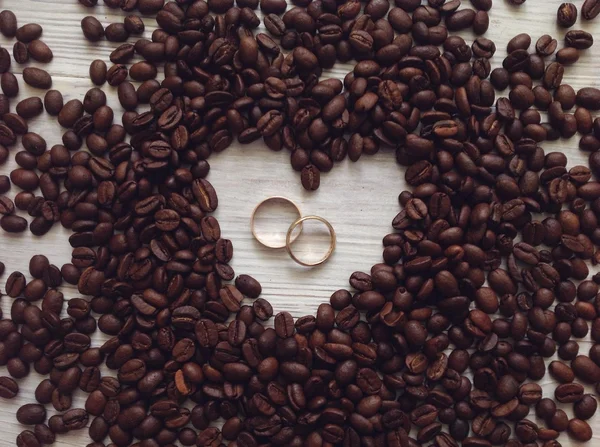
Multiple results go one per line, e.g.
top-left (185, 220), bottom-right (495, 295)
top-left (285, 215), bottom-right (336, 267)
top-left (250, 196), bottom-right (303, 249)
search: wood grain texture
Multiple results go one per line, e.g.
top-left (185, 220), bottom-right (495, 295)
top-left (0, 0), bottom-right (599, 445)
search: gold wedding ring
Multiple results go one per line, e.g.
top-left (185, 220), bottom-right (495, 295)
top-left (250, 197), bottom-right (336, 266)
top-left (250, 196), bottom-right (302, 249)
top-left (286, 215), bottom-right (336, 267)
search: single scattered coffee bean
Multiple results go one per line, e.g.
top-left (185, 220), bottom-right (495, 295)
top-left (105, 23), bottom-right (129, 42)
top-left (124, 14), bottom-right (145, 34)
top-left (0, 376), bottom-right (18, 398)
top-left (574, 394), bottom-right (597, 420)
top-left (0, 48), bottom-right (11, 73)
top-left (301, 165), bottom-right (320, 190)
top-left (13, 41), bottom-right (28, 64)
top-left (15, 23), bottom-right (42, 42)
top-left (568, 418), bottom-right (593, 441)
top-left (22, 67), bottom-right (51, 89)
top-left (16, 404), bottom-right (46, 425)
top-left (43, 90), bottom-right (63, 116)
top-left (0, 10), bottom-right (17, 37)
top-left (572, 355), bottom-right (600, 382)
top-left (1, 72), bottom-right (19, 97)
top-left (536, 34), bottom-right (558, 56)
top-left (582, 0), bottom-right (600, 19)
top-left (27, 40), bottom-right (53, 62)
top-left (16, 97), bottom-right (43, 120)
top-left (81, 16), bottom-right (104, 41)
top-left (557, 3), bottom-right (578, 27)
top-left (565, 30), bottom-right (594, 49)
top-left (89, 59), bottom-right (107, 86)
top-left (58, 100), bottom-right (84, 128)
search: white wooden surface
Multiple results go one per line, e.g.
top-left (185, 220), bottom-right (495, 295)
top-left (0, 0), bottom-right (599, 445)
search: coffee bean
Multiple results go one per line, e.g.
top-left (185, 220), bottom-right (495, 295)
top-left (0, 73), bottom-right (18, 99)
top-left (582, 0), bottom-right (600, 19)
top-left (62, 408), bottom-right (88, 431)
top-left (13, 41), bottom-right (28, 64)
top-left (0, 10), bottom-right (17, 37)
top-left (28, 40), bottom-right (52, 62)
top-left (22, 67), bottom-right (51, 89)
top-left (565, 30), bottom-right (594, 49)
top-left (129, 61), bottom-right (157, 81)
top-left (16, 430), bottom-right (39, 447)
top-left (17, 404), bottom-right (46, 425)
top-left (43, 90), bottom-right (63, 116)
top-left (536, 34), bottom-right (558, 56)
top-left (58, 99), bottom-right (83, 128)
top-left (33, 424), bottom-right (54, 445)
top-left (124, 14), bottom-right (144, 34)
top-left (192, 178), bottom-right (218, 212)
top-left (0, 48), bottom-right (11, 73)
top-left (301, 164), bottom-right (320, 190)
top-left (236, 275), bottom-right (262, 298)
top-left (16, 97), bottom-right (43, 120)
top-left (577, 87), bottom-right (600, 109)
top-left (106, 64), bottom-right (128, 86)
top-left (555, 383), bottom-right (584, 403)
top-left (16, 23), bottom-right (42, 42)
top-left (568, 418), bottom-right (593, 441)
top-left (0, 214), bottom-right (27, 233)
top-left (105, 23), bottom-right (129, 42)
top-left (574, 394), bottom-right (597, 420)
top-left (556, 47), bottom-right (580, 65)
top-left (557, 3), bottom-right (578, 27)
top-left (0, 376), bottom-right (18, 398)
top-left (89, 60), bottom-right (107, 86)
top-left (572, 355), bottom-right (600, 382)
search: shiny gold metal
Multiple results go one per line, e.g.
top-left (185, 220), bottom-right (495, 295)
top-left (250, 196), bottom-right (302, 249)
top-left (285, 215), bottom-right (336, 267)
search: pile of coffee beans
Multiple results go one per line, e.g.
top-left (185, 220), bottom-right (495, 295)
top-left (0, 0), bottom-right (600, 446)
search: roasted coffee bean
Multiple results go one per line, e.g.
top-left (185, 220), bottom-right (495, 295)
top-left (13, 41), bottom-right (28, 64)
top-left (105, 23), bottom-right (129, 42)
top-left (58, 100), bottom-right (83, 128)
top-left (536, 34), bottom-right (558, 56)
top-left (16, 404), bottom-right (46, 425)
top-left (568, 418), bottom-right (593, 441)
top-left (574, 394), bottom-right (597, 420)
top-left (572, 355), bottom-right (600, 382)
top-left (89, 60), bottom-right (107, 86)
top-left (0, 10), bottom-right (17, 37)
top-left (557, 3), bottom-right (578, 27)
top-left (16, 23), bottom-right (42, 42)
top-left (16, 430), bottom-right (39, 447)
top-left (0, 376), bottom-right (18, 398)
top-left (81, 16), bottom-right (104, 41)
top-left (565, 30), bottom-right (594, 49)
top-left (43, 90), bottom-right (63, 116)
top-left (16, 98), bottom-right (43, 120)
top-left (582, 0), bottom-right (600, 19)
top-left (28, 40), bottom-right (53, 62)
top-left (555, 383), bottom-right (584, 403)
top-left (22, 67), bottom-right (51, 89)
top-left (301, 165), bottom-right (320, 191)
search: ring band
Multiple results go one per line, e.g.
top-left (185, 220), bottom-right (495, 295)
top-left (251, 196), bottom-right (303, 249)
top-left (286, 215), bottom-right (336, 267)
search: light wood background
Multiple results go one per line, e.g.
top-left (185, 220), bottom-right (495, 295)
top-left (0, 0), bottom-right (599, 445)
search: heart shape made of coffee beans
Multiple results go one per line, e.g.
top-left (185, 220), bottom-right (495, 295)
top-left (1, 0), bottom-right (600, 446)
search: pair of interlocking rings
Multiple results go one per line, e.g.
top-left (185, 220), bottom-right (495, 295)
top-left (250, 196), bottom-right (336, 266)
